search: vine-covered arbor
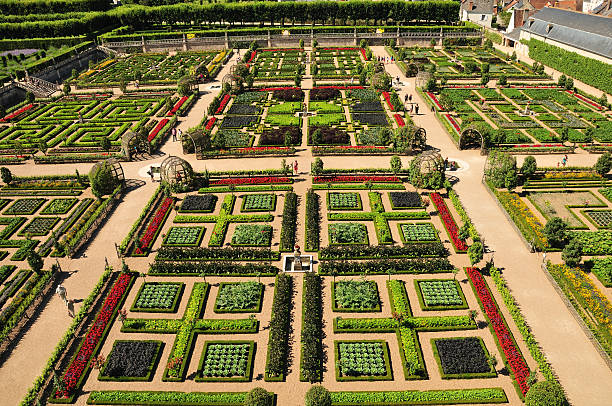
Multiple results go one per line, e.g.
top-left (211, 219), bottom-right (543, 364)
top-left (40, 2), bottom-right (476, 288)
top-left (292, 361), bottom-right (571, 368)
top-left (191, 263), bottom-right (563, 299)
top-left (90, 158), bottom-right (124, 184)
top-left (121, 131), bottom-right (151, 160)
top-left (409, 150), bottom-right (445, 190)
top-left (89, 158), bottom-right (125, 198)
top-left (160, 156), bottom-right (193, 186)
top-left (416, 71), bottom-right (432, 89)
top-left (459, 126), bottom-right (485, 151)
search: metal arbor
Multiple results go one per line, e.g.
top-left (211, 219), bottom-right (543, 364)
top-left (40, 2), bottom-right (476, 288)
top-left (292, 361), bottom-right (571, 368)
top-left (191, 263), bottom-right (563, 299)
top-left (412, 150), bottom-right (444, 176)
top-left (160, 156), bottom-right (193, 186)
top-left (121, 131), bottom-right (151, 161)
top-left (459, 125), bottom-right (485, 151)
top-left (416, 71), bottom-right (432, 89)
top-left (89, 158), bottom-right (125, 184)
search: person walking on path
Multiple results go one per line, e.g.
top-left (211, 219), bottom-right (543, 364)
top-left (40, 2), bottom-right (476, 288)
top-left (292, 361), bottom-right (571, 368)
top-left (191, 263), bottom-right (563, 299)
top-left (147, 168), bottom-right (154, 182)
top-left (293, 160), bottom-right (298, 175)
top-left (172, 127), bottom-right (177, 142)
top-left (56, 284), bottom-right (67, 306)
top-left (177, 128), bottom-right (182, 141)
top-left (409, 94), bottom-right (412, 102)
top-left (415, 104), bottom-right (419, 115)
top-left (404, 94), bottom-right (408, 103)
top-left (67, 299), bottom-right (75, 318)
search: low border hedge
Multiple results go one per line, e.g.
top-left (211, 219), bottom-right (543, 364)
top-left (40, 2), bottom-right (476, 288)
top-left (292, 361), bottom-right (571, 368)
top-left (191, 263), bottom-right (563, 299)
top-left (414, 279), bottom-right (468, 311)
top-left (195, 340), bottom-right (256, 382)
top-left (98, 340), bottom-right (164, 382)
top-left (213, 282), bottom-right (264, 314)
top-left (130, 282), bottom-right (185, 314)
top-left (334, 340), bottom-right (393, 381)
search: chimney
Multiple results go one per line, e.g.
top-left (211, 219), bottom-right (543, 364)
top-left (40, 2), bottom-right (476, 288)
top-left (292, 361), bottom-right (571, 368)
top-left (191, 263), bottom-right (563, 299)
top-left (469, 1), bottom-right (474, 10)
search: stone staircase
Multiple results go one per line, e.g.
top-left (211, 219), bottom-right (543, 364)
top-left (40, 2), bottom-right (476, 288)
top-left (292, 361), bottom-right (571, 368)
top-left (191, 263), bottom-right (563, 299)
top-left (15, 77), bottom-right (58, 98)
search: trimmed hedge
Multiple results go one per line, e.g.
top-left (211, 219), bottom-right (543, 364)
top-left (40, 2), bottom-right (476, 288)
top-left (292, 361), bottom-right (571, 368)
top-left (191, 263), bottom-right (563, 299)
top-left (319, 258), bottom-right (455, 275)
top-left (329, 388), bottom-right (508, 405)
top-left (265, 274), bottom-right (293, 381)
top-left (319, 243), bottom-right (448, 260)
top-left (300, 273), bottom-right (323, 382)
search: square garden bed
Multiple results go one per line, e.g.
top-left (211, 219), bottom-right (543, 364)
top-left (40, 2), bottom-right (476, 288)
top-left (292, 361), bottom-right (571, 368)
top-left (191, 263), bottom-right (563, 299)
top-left (131, 282), bottom-right (184, 313)
top-left (231, 224), bottom-right (272, 246)
top-left (195, 341), bottom-right (255, 382)
top-left (179, 195), bottom-right (217, 213)
top-left (162, 226), bottom-right (205, 247)
top-left (241, 194), bottom-right (277, 212)
top-left (335, 340), bottom-right (393, 381)
top-left (583, 210), bottom-right (612, 228)
top-left (4, 198), bottom-right (46, 215)
top-left (328, 223), bottom-right (369, 245)
top-left (99, 340), bottom-right (163, 381)
top-left (327, 192), bottom-right (363, 211)
top-left (40, 198), bottom-right (77, 215)
top-left (332, 280), bottom-right (380, 312)
top-left (18, 216), bottom-right (59, 236)
top-left (399, 223), bottom-right (439, 243)
top-left (214, 281), bottom-right (263, 313)
top-left (415, 279), bottom-right (467, 311)
top-left (432, 337), bottom-right (496, 379)
top-left (389, 192), bottom-right (423, 209)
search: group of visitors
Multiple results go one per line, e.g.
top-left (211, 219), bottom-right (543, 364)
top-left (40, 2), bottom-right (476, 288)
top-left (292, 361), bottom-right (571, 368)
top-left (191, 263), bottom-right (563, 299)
top-left (376, 56), bottom-right (394, 64)
top-left (171, 127), bottom-right (182, 142)
top-left (56, 284), bottom-right (74, 318)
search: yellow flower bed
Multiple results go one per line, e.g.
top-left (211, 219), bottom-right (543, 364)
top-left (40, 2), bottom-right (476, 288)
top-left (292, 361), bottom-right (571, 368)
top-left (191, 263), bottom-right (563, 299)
top-left (544, 171), bottom-right (600, 180)
top-left (497, 190), bottom-right (548, 249)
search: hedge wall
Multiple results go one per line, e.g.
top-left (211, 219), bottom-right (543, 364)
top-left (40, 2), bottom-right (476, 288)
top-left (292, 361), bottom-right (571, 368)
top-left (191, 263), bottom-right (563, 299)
top-left (527, 38), bottom-right (612, 95)
top-left (0, 0), bottom-right (109, 15)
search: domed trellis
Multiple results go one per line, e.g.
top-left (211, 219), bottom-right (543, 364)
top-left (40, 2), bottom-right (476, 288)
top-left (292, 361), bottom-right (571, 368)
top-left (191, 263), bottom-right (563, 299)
top-left (160, 156), bottom-right (193, 186)
top-left (121, 131), bottom-right (151, 161)
top-left (459, 125), bottom-right (485, 151)
top-left (416, 71), bottom-right (432, 89)
top-left (178, 75), bottom-right (196, 93)
top-left (412, 150), bottom-right (444, 176)
top-left (90, 158), bottom-right (125, 184)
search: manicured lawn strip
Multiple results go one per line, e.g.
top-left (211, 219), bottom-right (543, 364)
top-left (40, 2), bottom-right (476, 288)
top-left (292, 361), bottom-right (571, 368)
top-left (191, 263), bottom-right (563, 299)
top-left (431, 337), bottom-right (496, 379)
top-left (329, 388), bottom-right (508, 405)
top-left (300, 273), bottom-right (323, 382)
top-left (99, 340), bottom-right (164, 382)
top-left (265, 274), bottom-right (292, 381)
top-left (52, 272), bottom-right (135, 403)
top-left (335, 340), bottom-right (393, 381)
top-left (488, 267), bottom-right (556, 382)
top-left (195, 341), bottom-right (255, 382)
top-left (312, 183), bottom-right (405, 190)
top-left (466, 267), bottom-right (530, 398)
top-left (305, 189), bottom-right (320, 252)
top-left (279, 191), bottom-right (297, 252)
top-left (148, 261), bottom-right (278, 276)
top-left (130, 282), bottom-right (184, 313)
top-left (318, 243), bottom-right (447, 260)
top-left (213, 282), bottom-right (263, 313)
top-left (155, 247), bottom-right (280, 261)
top-left (319, 258), bottom-right (455, 275)
top-left (199, 185), bottom-right (293, 193)
top-left (415, 279), bottom-right (468, 311)
top-left (87, 390), bottom-right (258, 405)
top-left (332, 280), bottom-right (380, 312)
top-left (547, 263), bottom-right (612, 359)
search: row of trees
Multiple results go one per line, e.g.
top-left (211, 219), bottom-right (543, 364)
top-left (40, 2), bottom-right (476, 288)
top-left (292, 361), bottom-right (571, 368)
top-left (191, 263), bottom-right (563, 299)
top-left (1, 1), bottom-right (460, 39)
top-left (0, 0), bottom-right (109, 15)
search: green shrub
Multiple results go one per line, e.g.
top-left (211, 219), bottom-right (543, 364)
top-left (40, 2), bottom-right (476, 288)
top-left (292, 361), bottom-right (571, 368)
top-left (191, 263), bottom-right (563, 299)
top-left (243, 387), bottom-right (273, 406)
top-left (525, 381), bottom-right (568, 406)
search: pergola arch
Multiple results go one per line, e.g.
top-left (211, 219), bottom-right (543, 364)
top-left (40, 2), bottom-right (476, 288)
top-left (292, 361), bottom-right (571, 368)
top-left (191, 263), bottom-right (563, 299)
top-left (459, 126), bottom-right (485, 151)
top-left (412, 150), bottom-right (444, 176)
top-left (416, 71), bottom-right (432, 89)
top-left (160, 155), bottom-right (193, 187)
top-left (121, 131), bottom-right (151, 160)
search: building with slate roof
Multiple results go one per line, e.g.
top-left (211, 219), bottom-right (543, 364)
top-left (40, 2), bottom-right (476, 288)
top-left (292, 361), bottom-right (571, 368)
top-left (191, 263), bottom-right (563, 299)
top-left (460, 0), bottom-right (495, 27)
top-left (504, 7), bottom-right (612, 64)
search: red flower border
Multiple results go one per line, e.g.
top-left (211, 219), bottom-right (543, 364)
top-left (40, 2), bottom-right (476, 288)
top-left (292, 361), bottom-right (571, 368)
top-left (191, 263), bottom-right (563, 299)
top-left (394, 114), bottom-right (405, 127)
top-left (430, 192), bottom-right (468, 252)
top-left (135, 197), bottom-right (173, 255)
top-left (148, 118), bottom-right (169, 142)
top-left (215, 94), bottom-right (231, 115)
top-left (1, 104), bottom-right (33, 122)
top-left (466, 267), bottom-right (530, 396)
top-left (209, 176), bottom-right (292, 186)
top-left (313, 175), bottom-right (400, 183)
top-left (168, 96), bottom-right (188, 116)
top-left (205, 117), bottom-right (216, 131)
top-left (445, 114), bottom-right (461, 133)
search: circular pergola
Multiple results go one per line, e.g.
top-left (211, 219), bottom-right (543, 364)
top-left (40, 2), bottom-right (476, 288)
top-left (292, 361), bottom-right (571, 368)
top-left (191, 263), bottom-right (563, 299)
top-left (121, 131), bottom-right (151, 160)
top-left (416, 71), bottom-right (432, 89)
top-left (459, 126), bottom-right (485, 151)
top-left (412, 150), bottom-right (445, 176)
top-left (89, 158), bottom-right (125, 184)
top-left (178, 75), bottom-right (197, 93)
top-left (160, 156), bottom-right (193, 186)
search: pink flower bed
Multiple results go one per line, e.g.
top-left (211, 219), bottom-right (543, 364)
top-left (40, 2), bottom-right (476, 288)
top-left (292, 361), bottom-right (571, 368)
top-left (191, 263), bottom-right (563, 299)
top-left (210, 176), bottom-right (292, 186)
top-left (513, 144), bottom-right (565, 148)
top-left (215, 94), bottom-right (231, 114)
top-left (135, 197), bottom-right (173, 255)
top-left (509, 85), bottom-right (560, 89)
top-left (56, 273), bottom-right (134, 398)
top-left (1, 104), bottom-right (33, 122)
top-left (394, 114), bottom-right (405, 127)
top-left (148, 119), bottom-right (169, 142)
top-left (360, 48), bottom-right (367, 60)
top-left (168, 96), bottom-right (188, 116)
top-left (205, 117), bottom-right (216, 131)
top-left (430, 192), bottom-right (468, 252)
top-left (466, 267), bottom-right (530, 396)
top-left (258, 87), bottom-right (301, 92)
top-left (445, 114), bottom-right (461, 133)
top-left (426, 92), bottom-right (443, 110)
top-left (313, 175), bottom-right (400, 183)
top-left (320, 47), bottom-right (359, 51)
top-left (247, 51), bottom-right (257, 64)
top-left (262, 48), bottom-right (301, 52)
top-left (313, 86), bottom-right (364, 90)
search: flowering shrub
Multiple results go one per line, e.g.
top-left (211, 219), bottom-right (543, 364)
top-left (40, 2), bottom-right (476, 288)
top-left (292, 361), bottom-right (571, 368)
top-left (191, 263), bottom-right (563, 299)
top-left (148, 119), bottom-right (170, 142)
top-left (168, 96), bottom-right (188, 116)
top-left (492, 189), bottom-right (548, 250)
top-left (1, 104), bottom-right (33, 122)
top-left (56, 273), bottom-right (134, 398)
top-left (135, 197), bottom-right (173, 255)
top-left (466, 267), bottom-right (530, 396)
top-left (215, 94), bottom-right (231, 114)
top-left (394, 114), bottom-right (405, 127)
top-left (209, 176), bottom-right (292, 186)
top-left (313, 175), bottom-right (400, 183)
top-left (430, 193), bottom-right (468, 252)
